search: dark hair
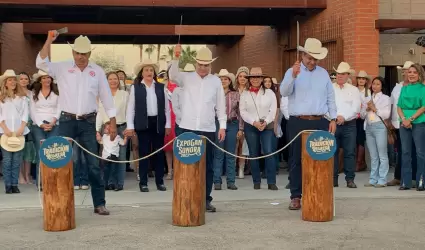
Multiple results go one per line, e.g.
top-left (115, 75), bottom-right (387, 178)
top-left (263, 77), bottom-right (275, 93)
top-left (17, 72), bottom-right (33, 90)
top-left (133, 66), bottom-right (158, 85)
top-left (219, 75), bottom-right (236, 92)
top-left (32, 74), bottom-right (59, 102)
top-left (370, 76), bottom-right (386, 95)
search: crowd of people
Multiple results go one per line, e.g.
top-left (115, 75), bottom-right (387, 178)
top-left (0, 31), bottom-right (424, 215)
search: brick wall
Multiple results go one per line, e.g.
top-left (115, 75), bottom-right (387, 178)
top-left (0, 23), bottom-right (43, 74)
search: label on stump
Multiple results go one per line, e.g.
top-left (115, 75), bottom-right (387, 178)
top-left (173, 132), bottom-right (205, 164)
top-left (306, 131), bottom-right (337, 161)
top-left (39, 136), bottom-right (73, 169)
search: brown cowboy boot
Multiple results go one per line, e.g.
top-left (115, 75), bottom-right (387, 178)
top-left (355, 145), bottom-right (367, 172)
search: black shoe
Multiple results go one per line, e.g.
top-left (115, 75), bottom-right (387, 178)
top-left (11, 186), bottom-right (20, 193)
top-left (227, 183), bottom-right (238, 190)
top-left (214, 183), bottom-right (222, 190)
top-left (106, 184), bottom-right (115, 191)
top-left (254, 183), bottom-right (261, 190)
top-left (268, 184), bottom-right (278, 190)
top-left (285, 183), bottom-right (290, 189)
top-left (139, 184), bottom-right (149, 192)
top-left (5, 186), bottom-right (12, 194)
top-left (115, 185), bottom-right (123, 191)
top-left (261, 172), bottom-right (266, 179)
top-left (334, 183), bottom-right (339, 187)
top-left (347, 181), bottom-right (357, 188)
top-left (126, 167), bottom-right (134, 172)
top-left (157, 184), bottom-right (166, 191)
top-left (206, 202), bottom-right (216, 212)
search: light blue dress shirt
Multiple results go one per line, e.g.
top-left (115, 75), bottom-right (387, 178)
top-left (280, 63), bottom-right (337, 119)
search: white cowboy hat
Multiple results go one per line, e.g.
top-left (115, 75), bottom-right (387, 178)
top-left (193, 47), bottom-right (217, 65)
top-left (272, 78), bottom-right (278, 84)
top-left (0, 133), bottom-right (25, 152)
top-left (356, 70), bottom-right (370, 79)
top-left (0, 70), bottom-right (17, 84)
top-left (247, 67), bottom-right (267, 77)
top-left (397, 61), bottom-right (414, 70)
top-left (68, 35), bottom-right (94, 54)
top-left (218, 69), bottom-right (235, 84)
top-left (133, 59), bottom-right (159, 76)
top-left (333, 62), bottom-right (352, 74)
top-left (32, 70), bottom-right (50, 82)
top-left (298, 38), bottom-right (328, 60)
top-left (183, 63), bottom-right (195, 72)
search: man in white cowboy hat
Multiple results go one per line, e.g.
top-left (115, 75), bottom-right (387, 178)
top-left (387, 60), bottom-right (417, 187)
top-left (280, 38), bottom-right (337, 210)
top-left (331, 62), bottom-right (361, 188)
top-left (35, 31), bottom-right (117, 215)
top-left (169, 45), bottom-right (226, 213)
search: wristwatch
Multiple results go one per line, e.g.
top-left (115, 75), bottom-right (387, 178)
top-left (409, 117), bottom-right (415, 122)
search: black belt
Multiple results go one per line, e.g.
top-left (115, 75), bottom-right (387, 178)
top-left (62, 111), bottom-right (96, 120)
top-left (118, 123), bottom-right (127, 127)
top-left (227, 117), bottom-right (238, 123)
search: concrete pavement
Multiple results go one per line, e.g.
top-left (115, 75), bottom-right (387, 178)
top-left (0, 171), bottom-right (425, 249)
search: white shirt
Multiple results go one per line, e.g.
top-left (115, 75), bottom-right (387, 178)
top-left (29, 91), bottom-right (61, 127)
top-left (0, 96), bottom-right (30, 135)
top-left (172, 87), bottom-right (183, 125)
top-left (333, 83), bottom-right (361, 121)
top-left (391, 82), bottom-right (403, 129)
top-left (101, 134), bottom-right (124, 159)
top-left (169, 60), bottom-right (226, 132)
top-left (35, 54), bottom-right (116, 118)
top-left (362, 92), bottom-right (391, 126)
top-left (280, 95), bottom-right (289, 120)
top-left (96, 90), bottom-right (128, 131)
top-left (240, 88), bottom-right (277, 125)
top-left (126, 82), bottom-right (171, 130)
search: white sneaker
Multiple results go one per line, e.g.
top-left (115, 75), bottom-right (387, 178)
top-left (81, 185), bottom-right (89, 190)
top-left (74, 186), bottom-right (80, 190)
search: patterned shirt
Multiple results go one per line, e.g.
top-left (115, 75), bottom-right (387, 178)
top-left (225, 91), bottom-right (243, 130)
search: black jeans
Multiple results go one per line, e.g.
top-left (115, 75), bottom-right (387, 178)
top-left (287, 116), bottom-right (329, 199)
top-left (333, 120), bottom-right (357, 182)
top-left (394, 129), bottom-right (417, 180)
top-left (136, 116), bottom-right (165, 187)
top-left (180, 128), bottom-right (215, 203)
top-left (59, 113), bottom-right (105, 208)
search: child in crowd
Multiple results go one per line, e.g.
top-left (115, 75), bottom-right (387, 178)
top-left (97, 122), bottom-right (127, 191)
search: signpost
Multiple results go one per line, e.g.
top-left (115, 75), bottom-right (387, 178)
top-left (39, 136), bottom-right (75, 232)
top-left (302, 131), bottom-right (336, 222)
top-left (172, 132), bottom-right (206, 227)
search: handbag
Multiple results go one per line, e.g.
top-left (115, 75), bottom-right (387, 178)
top-left (249, 91), bottom-right (274, 130)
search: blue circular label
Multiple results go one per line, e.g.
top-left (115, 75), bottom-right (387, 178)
top-left (39, 136), bottom-right (73, 169)
top-left (306, 131), bottom-right (337, 161)
top-left (173, 132), bottom-right (205, 164)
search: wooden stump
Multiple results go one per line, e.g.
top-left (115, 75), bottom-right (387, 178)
top-left (41, 138), bottom-right (75, 232)
top-left (301, 132), bottom-right (334, 222)
top-left (172, 139), bottom-right (206, 227)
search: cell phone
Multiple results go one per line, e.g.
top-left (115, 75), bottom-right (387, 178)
top-left (43, 120), bottom-right (49, 124)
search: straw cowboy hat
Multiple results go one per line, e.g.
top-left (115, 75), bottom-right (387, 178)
top-left (68, 35), bottom-right (94, 54)
top-left (298, 38), bottom-right (328, 60)
top-left (133, 59), bottom-right (159, 75)
top-left (356, 70), bottom-right (370, 79)
top-left (0, 69), bottom-right (17, 84)
top-left (193, 47), bottom-right (217, 65)
top-left (1, 133), bottom-right (25, 152)
top-left (183, 63), bottom-right (195, 72)
top-left (333, 62), bottom-right (352, 74)
top-left (397, 61), bottom-right (414, 70)
top-left (247, 67), bottom-right (267, 77)
top-left (218, 69), bottom-right (235, 84)
top-left (32, 70), bottom-right (50, 82)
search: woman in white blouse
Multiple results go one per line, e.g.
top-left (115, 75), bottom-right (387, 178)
top-left (96, 72), bottom-right (129, 191)
top-left (240, 67), bottom-right (277, 190)
top-left (361, 76), bottom-right (391, 187)
top-left (30, 70), bottom-right (60, 188)
top-left (0, 70), bottom-right (30, 194)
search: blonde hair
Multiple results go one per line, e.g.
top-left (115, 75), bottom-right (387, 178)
top-left (409, 63), bottom-right (425, 84)
top-left (0, 77), bottom-right (27, 103)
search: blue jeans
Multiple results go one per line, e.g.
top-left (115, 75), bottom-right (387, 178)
top-left (73, 143), bottom-right (89, 186)
top-left (107, 124), bottom-right (126, 186)
top-left (31, 125), bottom-right (59, 186)
top-left (399, 122), bottom-right (425, 188)
top-left (333, 121), bottom-right (357, 182)
top-left (365, 122), bottom-right (389, 185)
top-left (213, 121), bottom-right (238, 184)
top-left (1, 149), bottom-right (23, 187)
top-left (59, 114), bottom-right (105, 208)
top-left (244, 122), bottom-right (276, 185)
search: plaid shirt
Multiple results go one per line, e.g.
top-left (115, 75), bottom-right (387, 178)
top-left (225, 91), bottom-right (244, 130)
